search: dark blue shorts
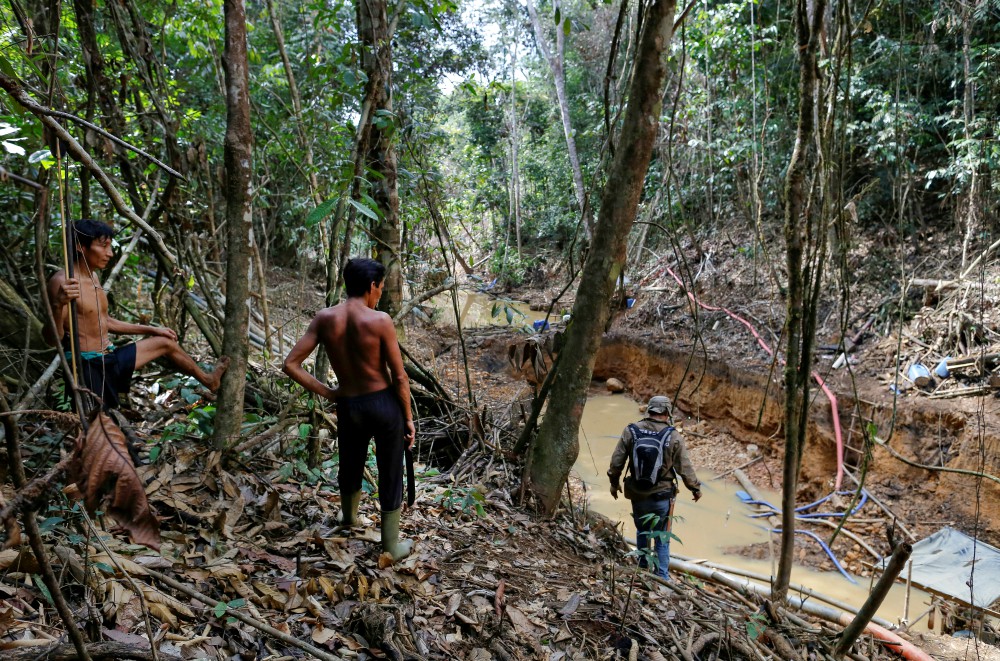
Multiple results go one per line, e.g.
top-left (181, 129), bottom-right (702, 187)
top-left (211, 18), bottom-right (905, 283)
top-left (78, 343), bottom-right (137, 410)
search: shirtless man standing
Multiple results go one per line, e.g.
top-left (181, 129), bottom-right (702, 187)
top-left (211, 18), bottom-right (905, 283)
top-left (43, 219), bottom-right (229, 410)
top-left (282, 257), bottom-right (415, 561)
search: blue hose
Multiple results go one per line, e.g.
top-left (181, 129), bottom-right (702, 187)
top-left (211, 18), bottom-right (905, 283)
top-left (796, 490), bottom-right (870, 518)
top-left (794, 493), bottom-right (833, 512)
top-left (771, 528), bottom-right (858, 584)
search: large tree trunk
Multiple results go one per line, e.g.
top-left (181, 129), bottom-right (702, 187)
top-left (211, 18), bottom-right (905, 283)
top-left (525, 0), bottom-right (678, 514)
top-left (0, 276), bottom-right (46, 351)
top-left (212, 0), bottom-right (253, 449)
top-left (773, 0), bottom-right (826, 602)
top-left (525, 0), bottom-right (594, 241)
top-left (357, 0), bottom-right (402, 317)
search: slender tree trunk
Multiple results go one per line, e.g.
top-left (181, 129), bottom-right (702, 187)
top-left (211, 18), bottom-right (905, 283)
top-left (525, 0), bottom-right (593, 241)
top-left (959, 0), bottom-right (978, 272)
top-left (525, 0), bottom-right (678, 514)
top-left (773, 0), bottom-right (826, 602)
top-left (212, 0), bottom-right (253, 449)
top-left (357, 0), bottom-right (402, 316)
top-left (509, 32), bottom-right (523, 258)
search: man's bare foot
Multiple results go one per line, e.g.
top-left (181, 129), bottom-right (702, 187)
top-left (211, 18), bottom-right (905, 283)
top-left (207, 356), bottom-right (231, 392)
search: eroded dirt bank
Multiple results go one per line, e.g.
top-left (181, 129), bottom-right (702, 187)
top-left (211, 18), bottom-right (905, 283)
top-left (591, 332), bottom-right (1000, 545)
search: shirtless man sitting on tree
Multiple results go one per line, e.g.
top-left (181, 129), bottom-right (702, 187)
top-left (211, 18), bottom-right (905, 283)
top-left (282, 257), bottom-right (415, 561)
top-left (43, 219), bottom-right (229, 410)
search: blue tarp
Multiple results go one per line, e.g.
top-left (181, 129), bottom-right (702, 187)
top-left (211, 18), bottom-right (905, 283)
top-left (886, 527), bottom-right (1000, 609)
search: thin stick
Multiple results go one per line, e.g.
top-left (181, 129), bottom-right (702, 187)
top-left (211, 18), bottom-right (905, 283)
top-left (143, 568), bottom-right (345, 661)
top-left (392, 278), bottom-right (456, 323)
top-left (79, 509), bottom-right (159, 661)
top-left (43, 108), bottom-right (183, 179)
top-left (873, 434), bottom-right (1000, 486)
top-left (0, 398), bottom-right (93, 661)
top-left (57, 149), bottom-right (80, 394)
top-left (0, 165), bottom-right (46, 189)
top-left (0, 72), bottom-right (176, 262)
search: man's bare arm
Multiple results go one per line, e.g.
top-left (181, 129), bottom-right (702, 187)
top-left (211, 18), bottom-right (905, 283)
top-left (42, 273), bottom-right (77, 347)
top-left (283, 315), bottom-right (337, 401)
top-left (380, 315), bottom-right (414, 447)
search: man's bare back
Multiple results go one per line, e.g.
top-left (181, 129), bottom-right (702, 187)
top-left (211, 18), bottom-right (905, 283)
top-left (283, 281), bottom-right (414, 444)
top-left (319, 301), bottom-right (396, 398)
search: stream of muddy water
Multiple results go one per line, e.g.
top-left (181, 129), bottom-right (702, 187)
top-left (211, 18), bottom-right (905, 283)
top-left (429, 291), bottom-right (550, 329)
top-left (575, 393), bottom-right (927, 623)
top-left (428, 291), bottom-right (927, 623)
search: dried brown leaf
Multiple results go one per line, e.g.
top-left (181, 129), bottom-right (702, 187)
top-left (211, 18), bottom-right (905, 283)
top-left (445, 592), bottom-right (462, 617)
top-left (100, 579), bottom-right (132, 619)
top-left (140, 585), bottom-right (195, 618)
top-left (71, 414), bottom-right (161, 550)
top-left (252, 580), bottom-right (287, 608)
top-left (147, 602), bottom-right (177, 628)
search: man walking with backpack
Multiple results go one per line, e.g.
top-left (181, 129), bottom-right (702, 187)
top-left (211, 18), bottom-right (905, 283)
top-left (608, 395), bottom-right (702, 581)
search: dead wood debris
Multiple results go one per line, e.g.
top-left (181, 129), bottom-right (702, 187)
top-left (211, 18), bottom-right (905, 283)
top-left (2, 428), bottom-right (936, 661)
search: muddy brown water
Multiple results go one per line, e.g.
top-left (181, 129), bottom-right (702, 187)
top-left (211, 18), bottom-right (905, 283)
top-left (429, 297), bottom-right (947, 622)
top-left (575, 393), bottom-right (927, 623)
top-left (429, 291), bottom-right (549, 329)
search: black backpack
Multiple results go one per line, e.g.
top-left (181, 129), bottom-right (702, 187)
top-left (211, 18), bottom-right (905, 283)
top-left (627, 424), bottom-right (673, 490)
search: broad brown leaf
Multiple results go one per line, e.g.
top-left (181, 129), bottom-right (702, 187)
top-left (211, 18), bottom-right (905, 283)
top-left (71, 414), bottom-right (161, 550)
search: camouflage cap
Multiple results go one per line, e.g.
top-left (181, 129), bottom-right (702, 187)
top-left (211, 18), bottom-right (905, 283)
top-left (646, 395), bottom-right (671, 415)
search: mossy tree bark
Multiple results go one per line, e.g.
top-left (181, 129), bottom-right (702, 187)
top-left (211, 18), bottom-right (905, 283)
top-left (0, 276), bottom-right (46, 351)
top-left (212, 0), bottom-right (253, 449)
top-left (358, 0), bottom-right (403, 317)
top-left (525, 0), bottom-right (678, 514)
top-left (774, 0), bottom-right (826, 602)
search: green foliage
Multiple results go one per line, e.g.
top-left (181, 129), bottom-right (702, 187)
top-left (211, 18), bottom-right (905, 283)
top-left (433, 485), bottom-right (486, 517)
top-left (746, 611), bottom-right (768, 640)
top-left (213, 598), bottom-right (245, 618)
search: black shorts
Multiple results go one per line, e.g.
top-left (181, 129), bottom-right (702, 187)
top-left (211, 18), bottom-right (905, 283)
top-left (336, 388), bottom-right (405, 511)
top-left (78, 343), bottom-right (137, 410)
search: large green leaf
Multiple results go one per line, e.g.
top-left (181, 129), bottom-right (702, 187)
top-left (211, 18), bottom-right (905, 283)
top-left (349, 198), bottom-right (379, 220)
top-left (305, 198), bottom-right (339, 228)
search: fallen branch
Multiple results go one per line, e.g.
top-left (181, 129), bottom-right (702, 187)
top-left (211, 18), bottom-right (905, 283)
top-left (835, 541), bottom-right (912, 657)
top-left (0, 452), bottom-right (73, 528)
top-left (909, 278), bottom-right (961, 291)
top-left (927, 386), bottom-right (991, 399)
top-left (0, 642), bottom-right (178, 661)
top-left (143, 568), bottom-right (346, 661)
top-left (873, 435), bottom-right (1000, 487)
top-left (392, 278), bottom-right (455, 323)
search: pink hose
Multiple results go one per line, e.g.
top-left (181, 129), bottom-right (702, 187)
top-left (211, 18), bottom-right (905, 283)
top-left (662, 267), bottom-right (844, 489)
top-left (836, 613), bottom-right (935, 661)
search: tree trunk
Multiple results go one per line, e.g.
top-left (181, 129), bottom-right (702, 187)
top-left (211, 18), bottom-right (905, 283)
top-left (357, 0), bottom-right (402, 317)
top-left (212, 0), bottom-right (253, 449)
top-left (525, 0), bottom-right (678, 514)
top-left (509, 34), bottom-right (523, 259)
top-left (0, 276), bottom-right (46, 351)
top-left (773, 0), bottom-right (826, 602)
top-left (525, 0), bottom-right (593, 241)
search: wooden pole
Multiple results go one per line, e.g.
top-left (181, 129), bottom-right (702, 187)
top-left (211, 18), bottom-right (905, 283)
top-left (56, 147), bottom-right (89, 422)
top-left (834, 542), bottom-right (912, 657)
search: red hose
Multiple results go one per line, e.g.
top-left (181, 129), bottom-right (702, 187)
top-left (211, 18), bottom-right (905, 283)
top-left (662, 267), bottom-right (844, 488)
top-left (836, 613), bottom-right (934, 661)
